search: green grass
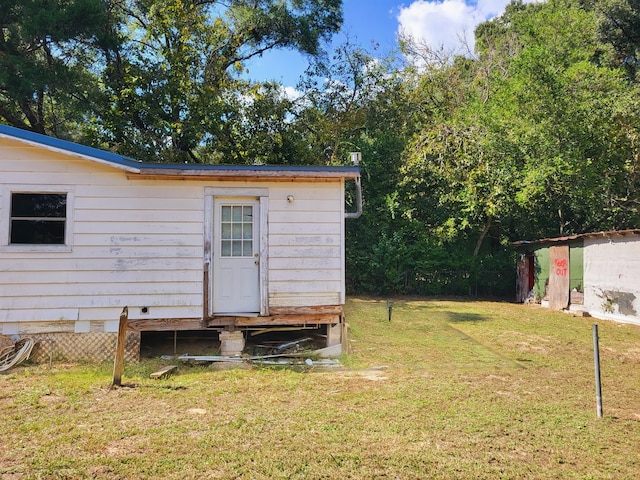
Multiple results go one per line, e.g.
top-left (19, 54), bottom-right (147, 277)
top-left (1, 298), bottom-right (639, 479)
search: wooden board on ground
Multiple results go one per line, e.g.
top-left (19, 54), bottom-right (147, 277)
top-left (150, 365), bottom-right (177, 379)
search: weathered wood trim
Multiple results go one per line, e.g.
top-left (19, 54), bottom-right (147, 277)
top-left (340, 177), bottom-right (346, 304)
top-left (102, 311), bottom-right (342, 331)
top-left (205, 316), bottom-right (236, 327)
top-left (236, 314), bottom-right (341, 326)
top-left (207, 314), bottom-right (341, 327)
top-left (127, 318), bottom-right (204, 331)
top-left (202, 263), bottom-right (209, 328)
top-left (268, 305), bottom-right (343, 315)
top-left (206, 188), bottom-right (267, 317)
top-left (204, 187), bottom-right (269, 197)
top-left (135, 169), bottom-right (359, 180)
top-left (130, 175), bottom-right (346, 183)
top-left (259, 195), bottom-right (269, 316)
top-left (203, 194), bottom-right (214, 317)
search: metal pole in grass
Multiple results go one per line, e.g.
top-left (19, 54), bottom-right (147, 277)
top-left (593, 324), bottom-right (603, 418)
top-left (387, 300), bottom-right (392, 322)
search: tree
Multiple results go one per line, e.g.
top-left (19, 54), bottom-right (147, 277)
top-left (90, 0), bottom-right (343, 163)
top-left (0, 0), bottom-right (118, 136)
top-left (584, 0), bottom-right (640, 75)
top-left (1, 0), bottom-right (343, 163)
top-left (401, 0), bottom-right (640, 253)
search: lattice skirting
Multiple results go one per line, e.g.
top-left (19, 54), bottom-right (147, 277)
top-left (28, 332), bottom-right (140, 363)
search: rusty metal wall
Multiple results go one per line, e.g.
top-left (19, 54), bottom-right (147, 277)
top-left (28, 332), bottom-right (140, 363)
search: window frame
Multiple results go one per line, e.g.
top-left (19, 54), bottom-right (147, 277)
top-left (1, 186), bottom-right (74, 252)
top-left (219, 203), bottom-right (254, 258)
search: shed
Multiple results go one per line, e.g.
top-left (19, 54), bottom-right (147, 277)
top-left (0, 125), bottom-right (361, 361)
top-left (515, 230), bottom-right (640, 325)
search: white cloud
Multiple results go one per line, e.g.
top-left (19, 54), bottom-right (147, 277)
top-left (282, 86), bottom-right (302, 101)
top-left (397, 0), bottom-right (512, 56)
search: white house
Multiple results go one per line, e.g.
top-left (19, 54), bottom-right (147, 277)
top-left (0, 125), bottom-right (361, 361)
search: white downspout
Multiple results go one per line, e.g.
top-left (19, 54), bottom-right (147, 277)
top-left (345, 152), bottom-right (362, 219)
top-left (345, 176), bottom-right (362, 219)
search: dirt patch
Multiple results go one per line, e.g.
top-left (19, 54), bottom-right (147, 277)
top-left (501, 331), bottom-right (558, 355)
top-left (38, 393), bottom-right (67, 406)
top-left (336, 367), bottom-right (390, 382)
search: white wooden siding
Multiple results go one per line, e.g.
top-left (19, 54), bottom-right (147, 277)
top-left (583, 236), bottom-right (640, 324)
top-left (1, 139), bottom-right (349, 334)
top-left (266, 184), bottom-right (344, 307)
top-left (1, 145), bottom-right (206, 333)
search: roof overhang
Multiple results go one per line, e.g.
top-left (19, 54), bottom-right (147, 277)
top-left (513, 229), bottom-right (640, 247)
top-left (0, 124), bottom-right (360, 181)
top-left (0, 124), bottom-right (141, 173)
top-left (131, 164), bottom-right (360, 181)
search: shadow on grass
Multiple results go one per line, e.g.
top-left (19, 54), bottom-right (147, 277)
top-left (443, 311), bottom-right (489, 323)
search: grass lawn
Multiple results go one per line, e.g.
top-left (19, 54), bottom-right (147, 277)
top-left (1, 298), bottom-right (639, 479)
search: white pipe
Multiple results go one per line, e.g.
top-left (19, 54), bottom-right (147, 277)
top-left (345, 176), bottom-right (362, 219)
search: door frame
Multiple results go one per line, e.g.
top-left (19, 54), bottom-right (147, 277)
top-left (204, 187), bottom-right (269, 317)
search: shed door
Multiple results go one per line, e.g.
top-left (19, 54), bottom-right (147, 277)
top-left (548, 245), bottom-right (570, 310)
top-left (516, 254), bottom-right (534, 303)
top-left (212, 198), bottom-right (260, 314)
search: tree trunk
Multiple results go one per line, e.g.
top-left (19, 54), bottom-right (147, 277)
top-left (473, 218), bottom-right (492, 257)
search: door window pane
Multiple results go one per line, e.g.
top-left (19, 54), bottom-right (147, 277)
top-left (221, 206), bottom-right (232, 221)
top-left (221, 223), bottom-right (231, 240)
top-left (220, 203), bottom-right (254, 257)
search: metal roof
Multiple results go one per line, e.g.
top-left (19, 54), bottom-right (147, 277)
top-left (0, 124), bottom-right (360, 179)
top-left (513, 229), bottom-right (640, 247)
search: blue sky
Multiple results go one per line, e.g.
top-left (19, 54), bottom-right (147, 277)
top-left (244, 0), bottom-right (516, 86)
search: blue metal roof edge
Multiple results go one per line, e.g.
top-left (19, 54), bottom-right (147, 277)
top-left (0, 124), bottom-right (141, 170)
top-left (0, 123), bottom-right (360, 175)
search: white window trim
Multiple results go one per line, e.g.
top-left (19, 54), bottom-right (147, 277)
top-left (1, 185), bottom-right (75, 252)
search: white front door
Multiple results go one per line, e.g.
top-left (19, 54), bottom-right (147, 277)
top-left (212, 198), bottom-right (260, 314)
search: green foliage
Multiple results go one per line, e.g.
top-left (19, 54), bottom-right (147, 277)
top-left (400, 0), bottom-right (640, 251)
top-left (346, 0), bottom-right (640, 296)
top-left (585, 0), bottom-right (640, 76)
top-left (3, 0), bottom-right (640, 297)
top-left (1, 0), bottom-right (343, 163)
top-left (88, 0), bottom-right (343, 163)
top-left (0, 0), bottom-right (116, 135)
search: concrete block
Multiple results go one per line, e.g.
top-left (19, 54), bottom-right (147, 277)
top-left (327, 323), bottom-right (342, 347)
top-left (219, 331), bottom-right (245, 356)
